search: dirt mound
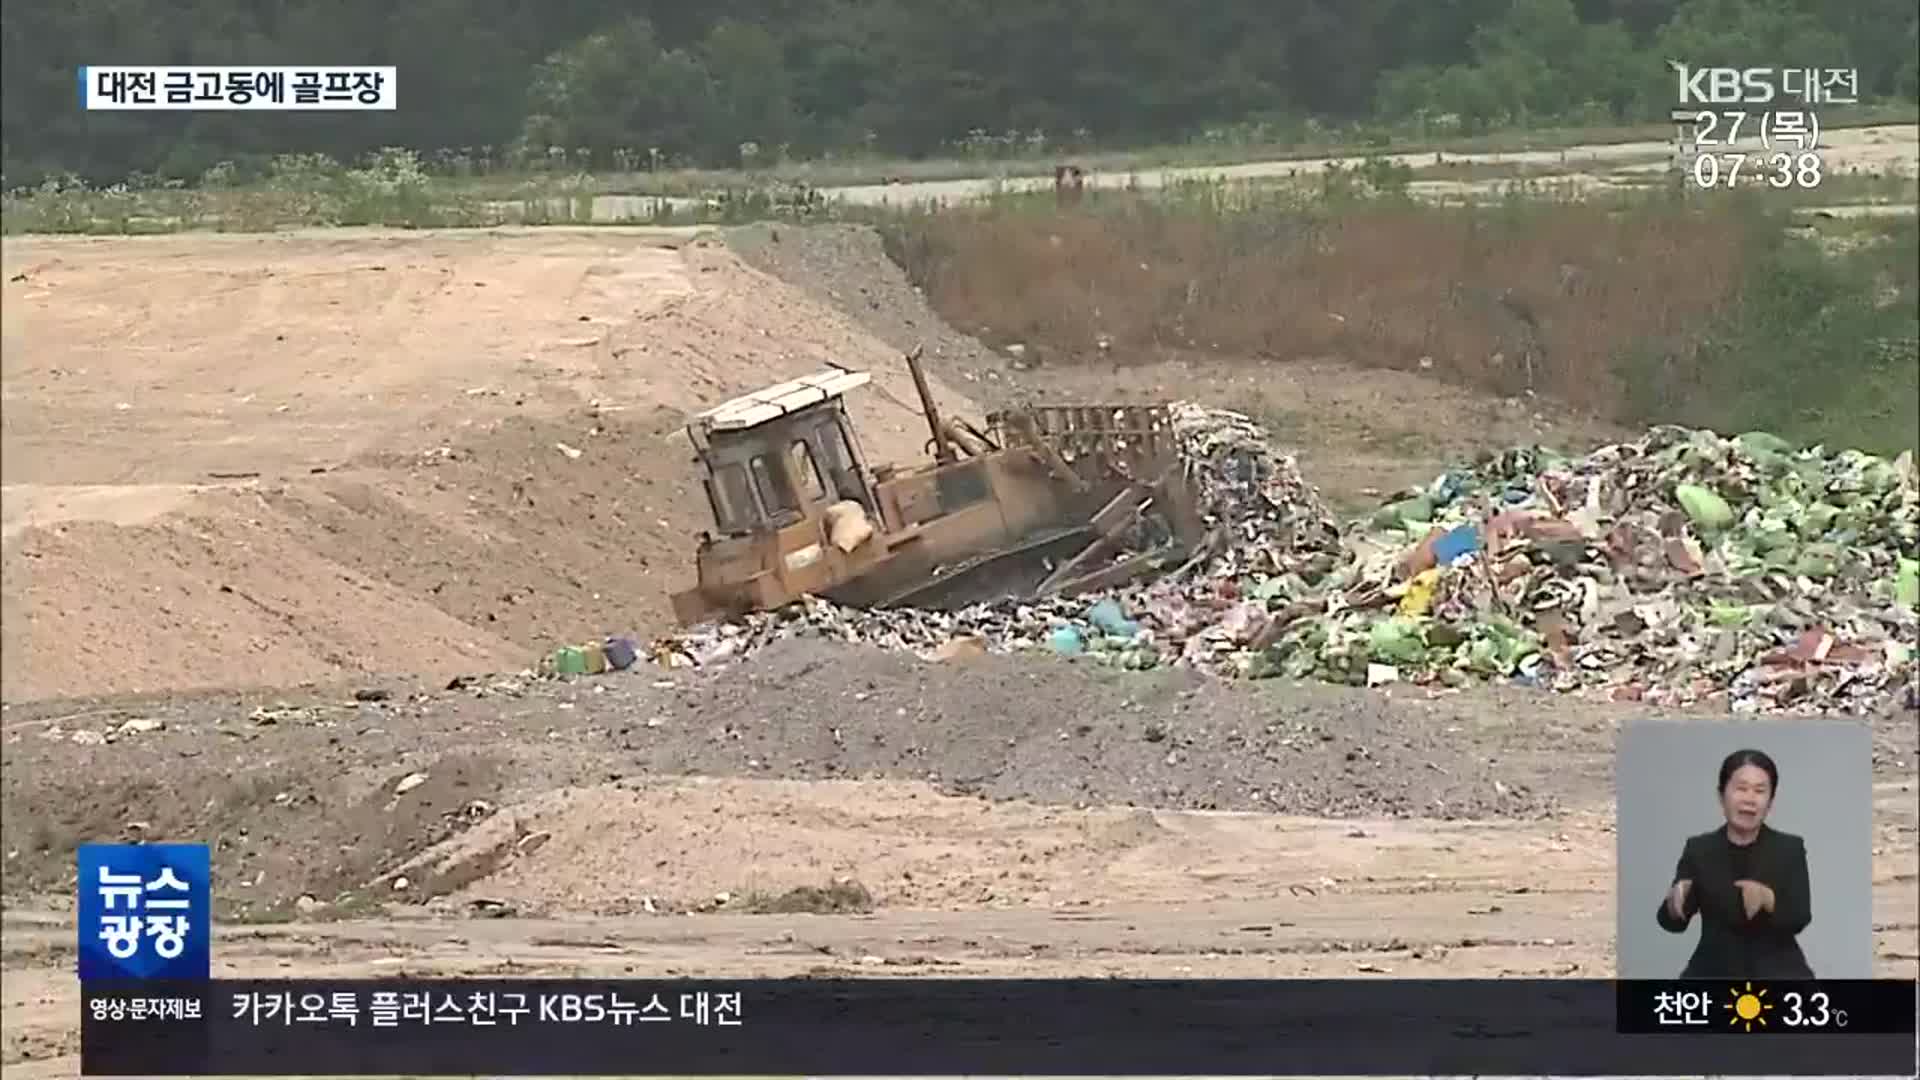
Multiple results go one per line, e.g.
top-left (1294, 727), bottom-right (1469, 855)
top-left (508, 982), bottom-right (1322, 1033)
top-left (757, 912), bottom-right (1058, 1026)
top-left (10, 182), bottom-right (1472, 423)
top-left (1, 406), bottom-right (720, 698)
top-left (2, 635), bottom-right (1626, 915)
top-left (390, 775), bottom-right (1612, 917)
top-left (252, 407), bottom-right (706, 652)
top-left (1, 498), bottom-right (530, 699)
top-left (729, 223), bottom-right (1004, 383)
top-left (636, 637), bottom-right (1580, 819)
top-left (2, 227), bottom-right (981, 701)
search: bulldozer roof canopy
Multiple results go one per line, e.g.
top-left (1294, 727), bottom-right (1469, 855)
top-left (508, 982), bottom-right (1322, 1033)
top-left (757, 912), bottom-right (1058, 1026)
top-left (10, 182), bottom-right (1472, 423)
top-left (695, 369), bottom-right (871, 433)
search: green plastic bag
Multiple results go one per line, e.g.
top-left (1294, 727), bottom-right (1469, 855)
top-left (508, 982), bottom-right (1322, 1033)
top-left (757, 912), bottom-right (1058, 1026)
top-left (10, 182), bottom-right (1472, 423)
top-left (1707, 603), bottom-right (1757, 627)
top-left (1734, 432), bottom-right (1794, 467)
top-left (1371, 494), bottom-right (1434, 532)
top-left (1458, 617), bottom-right (1540, 677)
top-left (1898, 558), bottom-right (1920, 610)
top-left (1675, 484), bottom-right (1735, 531)
top-left (552, 646), bottom-right (587, 675)
top-left (1798, 502), bottom-right (1842, 537)
top-left (1368, 617), bottom-right (1428, 664)
top-left (1048, 626), bottom-right (1085, 655)
top-left (1251, 577), bottom-right (1290, 602)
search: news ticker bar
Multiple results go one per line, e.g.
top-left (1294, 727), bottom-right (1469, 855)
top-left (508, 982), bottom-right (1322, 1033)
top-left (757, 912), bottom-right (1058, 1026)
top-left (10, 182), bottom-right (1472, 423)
top-left (82, 978), bottom-right (1917, 1076)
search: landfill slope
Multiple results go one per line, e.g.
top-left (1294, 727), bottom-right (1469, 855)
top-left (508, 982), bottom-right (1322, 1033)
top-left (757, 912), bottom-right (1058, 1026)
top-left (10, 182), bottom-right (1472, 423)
top-left (8, 635), bottom-right (1914, 916)
top-left (0, 227), bottom-right (982, 701)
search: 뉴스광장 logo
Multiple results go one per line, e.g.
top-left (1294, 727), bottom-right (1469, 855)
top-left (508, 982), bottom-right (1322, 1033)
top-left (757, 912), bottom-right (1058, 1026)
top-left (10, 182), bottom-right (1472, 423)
top-left (76, 843), bottom-right (210, 982)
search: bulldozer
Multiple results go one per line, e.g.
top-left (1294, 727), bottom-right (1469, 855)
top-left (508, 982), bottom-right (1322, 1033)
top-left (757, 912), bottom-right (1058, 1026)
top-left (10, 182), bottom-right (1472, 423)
top-left (669, 348), bottom-right (1210, 626)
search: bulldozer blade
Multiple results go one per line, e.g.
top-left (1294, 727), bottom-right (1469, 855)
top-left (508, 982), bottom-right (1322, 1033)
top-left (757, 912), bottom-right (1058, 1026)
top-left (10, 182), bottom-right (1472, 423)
top-left (1033, 532), bottom-right (1121, 596)
top-left (1034, 477), bottom-right (1173, 597)
top-left (1166, 527), bottom-right (1224, 581)
top-left (1087, 482), bottom-right (1155, 535)
top-left (875, 524), bottom-right (1095, 611)
top-left (1041, 542), bottom-right (1185, 598)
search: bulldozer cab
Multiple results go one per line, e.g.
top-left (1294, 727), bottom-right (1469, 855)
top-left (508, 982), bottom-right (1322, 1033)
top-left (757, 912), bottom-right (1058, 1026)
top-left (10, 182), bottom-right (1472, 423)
top-left (672, 370), bottom-right (884, 624)
top-left (689, 369), bottom-right (876, 538)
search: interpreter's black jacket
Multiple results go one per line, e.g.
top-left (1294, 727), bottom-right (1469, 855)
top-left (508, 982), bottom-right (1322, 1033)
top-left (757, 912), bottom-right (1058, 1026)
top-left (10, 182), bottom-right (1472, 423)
top-left (1656, 823), bottom-right (1814, 979)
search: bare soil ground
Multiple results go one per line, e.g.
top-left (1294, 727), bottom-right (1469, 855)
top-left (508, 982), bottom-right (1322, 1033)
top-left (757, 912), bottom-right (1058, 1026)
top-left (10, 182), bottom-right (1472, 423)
top-left (2, 227), bottom-right (981, 699)
top-left (2, 210), bottom-right (1915, 1078)
top-left (5, 640), bottom-right (1917, 1073)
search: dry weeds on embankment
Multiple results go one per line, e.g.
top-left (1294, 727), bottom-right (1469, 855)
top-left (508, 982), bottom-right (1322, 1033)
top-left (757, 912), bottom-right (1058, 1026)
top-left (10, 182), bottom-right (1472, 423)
top-left (883, 184), bottom-right (1919, 453)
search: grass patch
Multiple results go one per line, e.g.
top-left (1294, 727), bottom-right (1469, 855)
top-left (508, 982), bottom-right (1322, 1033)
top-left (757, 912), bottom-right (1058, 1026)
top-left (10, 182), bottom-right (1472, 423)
top-left (880, 178), bottom-right (1917, 457)
top-left (2, 149), bottom-right (494, 234)
top-left (882, 180), bottom-right (1744, 415)
top-left (0, 151), bottom-right (852, 234)
top-left (1616, 210), bottom-right (1919, 454)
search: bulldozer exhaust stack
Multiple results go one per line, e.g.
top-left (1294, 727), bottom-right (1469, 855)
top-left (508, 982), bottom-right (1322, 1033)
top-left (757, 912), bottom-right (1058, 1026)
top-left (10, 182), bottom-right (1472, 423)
top-left (904, 344), bottom-right (954, 464)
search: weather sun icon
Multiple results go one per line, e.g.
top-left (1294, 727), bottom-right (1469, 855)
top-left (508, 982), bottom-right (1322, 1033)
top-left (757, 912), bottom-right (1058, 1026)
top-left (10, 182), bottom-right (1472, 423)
top-left (1724, 982), bottom-right (1774, 1031)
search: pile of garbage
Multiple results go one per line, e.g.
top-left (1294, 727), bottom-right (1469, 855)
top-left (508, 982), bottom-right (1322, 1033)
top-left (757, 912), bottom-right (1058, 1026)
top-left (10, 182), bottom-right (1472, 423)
top-left (649, 412), bottom-right (1918, 715)
top-left (1260, 427), bottom-right (1917, 712)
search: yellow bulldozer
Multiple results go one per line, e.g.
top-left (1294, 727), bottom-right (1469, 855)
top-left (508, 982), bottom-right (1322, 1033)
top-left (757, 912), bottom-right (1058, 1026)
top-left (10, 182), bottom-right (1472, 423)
top-left (669, 348), bottom-right (1208, 626)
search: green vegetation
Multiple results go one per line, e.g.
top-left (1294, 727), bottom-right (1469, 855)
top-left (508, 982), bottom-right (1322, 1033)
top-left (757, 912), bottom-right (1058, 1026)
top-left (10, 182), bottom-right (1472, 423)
top-left (9, 126), bottom-right (1915, 237)
top-left (0, 148), bottom-right (845, 233)
top-left (879, 180), bottom-right (1918, 456)
top-left (5, 0), bottom-right (1916, 187)
top-left (1618, 210), bottom-right (1919, 454)
top-left (0, 149), bottom-right (498, 234)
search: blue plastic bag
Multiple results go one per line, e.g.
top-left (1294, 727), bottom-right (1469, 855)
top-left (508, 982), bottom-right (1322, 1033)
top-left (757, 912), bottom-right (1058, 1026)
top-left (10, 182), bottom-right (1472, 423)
top-left (1086, 598), bottom-right (1141, 638)
top-left (1430, 523), bottom-right (1481, 564)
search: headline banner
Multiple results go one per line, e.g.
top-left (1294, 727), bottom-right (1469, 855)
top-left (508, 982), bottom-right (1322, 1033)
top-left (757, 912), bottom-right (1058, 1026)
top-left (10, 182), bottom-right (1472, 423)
top-left (83, 978), bottom-right (1917, 1076)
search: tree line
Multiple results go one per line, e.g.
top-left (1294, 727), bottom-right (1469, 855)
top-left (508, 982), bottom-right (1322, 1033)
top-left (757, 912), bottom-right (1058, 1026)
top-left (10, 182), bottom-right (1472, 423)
top-left (4, 0), bottom-right (1916, 186)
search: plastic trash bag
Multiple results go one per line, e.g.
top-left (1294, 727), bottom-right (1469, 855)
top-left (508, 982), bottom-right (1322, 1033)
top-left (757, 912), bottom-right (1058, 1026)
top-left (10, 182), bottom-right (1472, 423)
top-left (1086, 598), bottom-right (1142, 638)
top-left (1368, 617), bottom-right (1428, 664)
top-left (1398, 569), bottom-right (1442, 617)
top-left (1675, 484), bottom-right (1735, 531)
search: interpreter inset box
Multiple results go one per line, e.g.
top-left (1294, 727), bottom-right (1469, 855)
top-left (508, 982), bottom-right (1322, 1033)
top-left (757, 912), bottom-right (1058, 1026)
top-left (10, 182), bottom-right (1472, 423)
top-left (1615, 720), bottom-right (1872, 980)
